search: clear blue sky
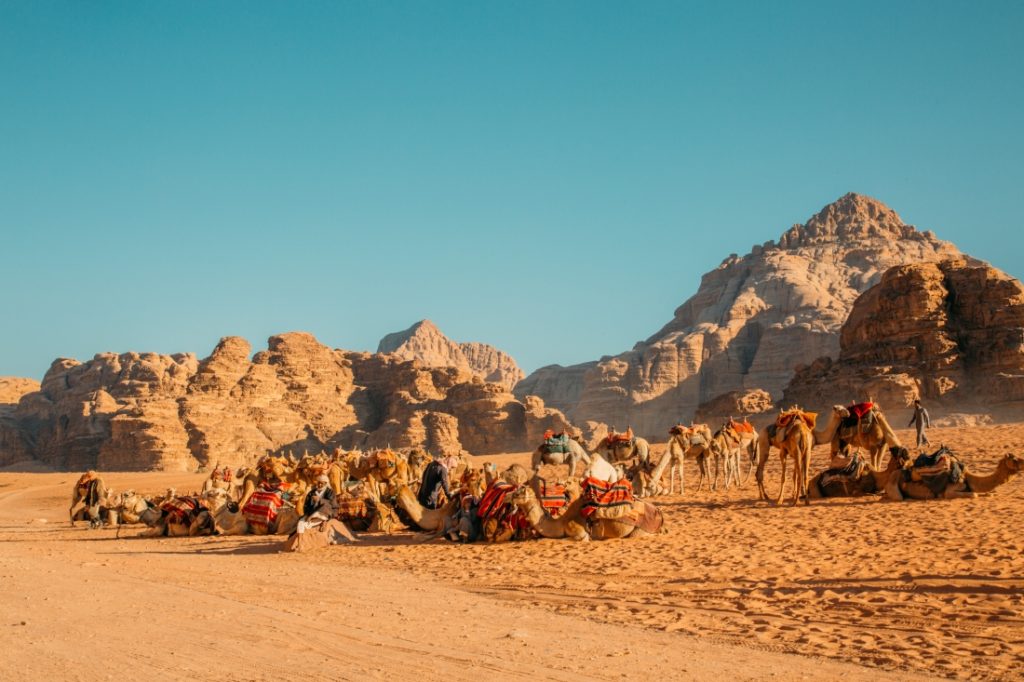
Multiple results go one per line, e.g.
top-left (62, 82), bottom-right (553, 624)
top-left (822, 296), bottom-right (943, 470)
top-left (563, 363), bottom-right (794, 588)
top-left (2, 1), bottom-right (1022, 379)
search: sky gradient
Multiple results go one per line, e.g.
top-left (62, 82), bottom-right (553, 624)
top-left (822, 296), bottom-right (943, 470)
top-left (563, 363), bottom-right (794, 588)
top-left (2, 1), bottom-right (1022, 379)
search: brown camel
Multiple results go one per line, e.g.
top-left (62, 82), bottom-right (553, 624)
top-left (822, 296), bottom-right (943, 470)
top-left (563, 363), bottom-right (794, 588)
top-left (815, 404), bottom-right (902, 469)
top-left (69, 471), bottom-right (109, 527)
top-left (585, 500), bottom-right (664, 540)
top-left (885, 452), bottom-right (1024, 501)
top-left (508, 487), bottom-right (589, 540)
top-left (237, 456), bottom-right (298, 510)
top-left (807, 447), bottom-right (911, 498)
top-left (755, 409), bottom-right (815, 505)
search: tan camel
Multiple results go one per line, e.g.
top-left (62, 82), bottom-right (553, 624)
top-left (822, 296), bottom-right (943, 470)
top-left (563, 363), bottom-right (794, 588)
top-left (815, 404), bottom-right (902, 469)
top-left (531, 434), bottom-right (591, 477)
top-left (755, 409), bottom-right (815, 505)
top-left (393, 484), bottom-right (459, 532)
top-left (649, 424), bottom-right (713, 495)
top-left (406, 449), bottom-right (432, 488)
top-left (721, 418), bottom-right (758, 484)
top-left (807, 447), bottom-right (911, 498)
top-left (885, 452), bottom-right (1024, 500)
top-left (237, 456), bottom-right (298, 510)
top-left (707, 428), bottom-right (741, 491)
top-left (597, 428), bottom-right (651, 468)
top-left (508, 487), bottom-right (589, 540)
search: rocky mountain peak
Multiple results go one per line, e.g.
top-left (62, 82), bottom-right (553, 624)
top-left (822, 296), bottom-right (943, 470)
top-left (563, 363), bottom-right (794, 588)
top-left (377, 320), bottom-right (524, 391)
top-left (778, 192), bottom-right (923, 248)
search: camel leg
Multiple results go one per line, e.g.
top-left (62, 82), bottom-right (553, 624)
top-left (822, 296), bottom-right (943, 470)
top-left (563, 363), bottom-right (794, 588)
top-left (943, 485), bottom-right (976, 500)
top-left (567, 453), bottom-right (577, 479)
top-left (775, 455), bottom-right (787, 505)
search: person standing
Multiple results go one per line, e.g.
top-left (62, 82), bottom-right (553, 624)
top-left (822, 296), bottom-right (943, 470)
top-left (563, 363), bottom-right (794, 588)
top-left (908, 399), bottom-right (931, 448)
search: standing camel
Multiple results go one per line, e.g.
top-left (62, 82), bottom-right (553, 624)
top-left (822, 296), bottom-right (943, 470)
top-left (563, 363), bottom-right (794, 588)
top-left (531, 434), bottom-right (591, 477)
top-left (596, 428), bottom-right (650, 470)
top-left (649, 424), bottom-right (713, 495)
top-left (814, 404), bottom-right (902, 470)
top-left (755, 409), bottom-right (815, 505)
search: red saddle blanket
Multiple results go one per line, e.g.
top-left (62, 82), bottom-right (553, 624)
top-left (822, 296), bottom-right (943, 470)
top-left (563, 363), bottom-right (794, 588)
top-left (242, 490), bottom-right (285, 530)
top-left (729, 420), bottom-right (755, 435)
top-left (580, 477), bottom-right (635, 518)
top-left (478, 482), bottom-right (517, 520)
top-left (849, 402), bottom-right (874, 419)
top-left (159, 497), bottom-right (202, 523)
top-left (536, 481), bottom-right (569, 517)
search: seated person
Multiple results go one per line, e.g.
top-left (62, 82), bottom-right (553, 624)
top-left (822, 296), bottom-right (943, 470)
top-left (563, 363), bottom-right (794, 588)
top-left (296, 475), bottom-right (336, 534)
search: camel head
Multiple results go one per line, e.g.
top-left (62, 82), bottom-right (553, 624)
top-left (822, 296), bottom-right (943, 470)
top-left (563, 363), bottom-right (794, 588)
top-left (669, 424), bottom-right (690, 437)
top-left (508, 486), bottom-right (536, 507)
top-left (1002, 453), bottom-right (1024, 474)
top-left (888, 446), bottom-right (912, 470)
top-left (832, 405), bottom-right (851, 418)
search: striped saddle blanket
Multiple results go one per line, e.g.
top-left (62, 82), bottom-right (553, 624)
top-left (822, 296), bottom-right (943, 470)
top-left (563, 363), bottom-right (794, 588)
top-left (334, 496), bottom-right (375, 522)
top-left (242, 490), bottom-right (285, 530)
top-left (536, 481), bottom-right (569, 517)
top-left (159, 496), bottom-right (203, 524)
top-left (580, 477), bottom-right (634, 519)
top-left (477, 482), bottom-right (517, 520)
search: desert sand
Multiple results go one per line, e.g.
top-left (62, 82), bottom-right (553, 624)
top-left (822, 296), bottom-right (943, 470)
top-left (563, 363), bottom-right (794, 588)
top-left (2, 423), bottom-right (1022, 680)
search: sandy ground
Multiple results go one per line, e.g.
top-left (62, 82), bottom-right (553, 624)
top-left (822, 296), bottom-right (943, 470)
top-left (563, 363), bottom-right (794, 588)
top-left (1, 424), bottom-right (1022, 681)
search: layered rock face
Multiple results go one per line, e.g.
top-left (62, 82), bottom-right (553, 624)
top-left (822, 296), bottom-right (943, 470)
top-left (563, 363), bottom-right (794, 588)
top-left (0, 377), bottom-right (41, 466)
top-left (694, 389), bottom-right (774, 426)
top-left (1, 333), bottom-right (569, 471)
top-left (515, 194), bottom-right (967, 437)
top-left (378, 320), bottom-right (525, 391)
top-left (783, 259), bottom-right (1024, 411)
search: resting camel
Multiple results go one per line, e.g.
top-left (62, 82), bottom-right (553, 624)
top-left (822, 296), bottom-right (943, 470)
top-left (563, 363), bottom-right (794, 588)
top-left (531, 434), bottom-right (591, 477)
top-left (201, 462), bottom-right (236, 496)
top-left (755, 409), bottom-right (815, 505)
top-left (508, 487), bottom-right (589, 540)
top-left (237, 456), bottom-right (298, 510)
top-left (807, 446), bottom-right (911, 498)
top-left (596, 428), bottom-right (650, 469)
top-left (814, 404), bottom-right (902, 470)
top-left (885, 452), bottom-right (1024, 501)
top-left (393, 484), bottom-right (459, 532)
top-left (406, 449), bottom-right (432, 488)
top-left (69, 471), bottom-right (109, 527)
top-left (648, 424), bottom-right (713, 495)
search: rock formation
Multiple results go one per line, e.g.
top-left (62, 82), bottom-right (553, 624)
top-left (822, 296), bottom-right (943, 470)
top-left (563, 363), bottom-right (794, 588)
top-left (694, 389), bottom-right (774, 426)
top-left (783, 259), bottom-right (1024, 412)
top-left (0, 333), bottom-right (570, 471)
top-left (515, 193), bottom-right (968, 437)
top-left (378, 320), bottom-right (524, 391)
top-left (0, 378), bottom-right (40, 466)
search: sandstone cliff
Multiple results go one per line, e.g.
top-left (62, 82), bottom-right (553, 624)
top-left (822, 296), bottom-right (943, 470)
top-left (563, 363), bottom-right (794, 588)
top-left (515, 193), bottom-right (968, 437)
top-left (1, 333), bottom-right (569, 471)
top-left (378, 320), bottom-right (525, 391)
top-left (783, 259), bottom-right (1024, 412)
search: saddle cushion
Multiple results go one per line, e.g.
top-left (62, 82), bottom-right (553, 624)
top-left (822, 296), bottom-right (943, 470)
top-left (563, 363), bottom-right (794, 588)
top-left (536, 480), bottom-right (569, 517)
top-left (580, 477), bottom-right (635, 519)
top-left (848, 402), bottom-right (874, 419)
top-left (542, 434), bottom-right (571, 455)
top-left (242, 489), bottom-right (285, 530)
top-left (159, 496), bottom-right (202, 524)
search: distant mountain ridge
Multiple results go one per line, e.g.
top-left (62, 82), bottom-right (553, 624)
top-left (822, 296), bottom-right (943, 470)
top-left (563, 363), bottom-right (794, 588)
top-left (378, 319), bottom-right (524, 391)
top-left (515, 193), bottom-right (971, 436)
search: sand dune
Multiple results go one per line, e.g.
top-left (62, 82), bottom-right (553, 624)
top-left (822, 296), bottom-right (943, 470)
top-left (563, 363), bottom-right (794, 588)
top-left (1, 424), bottom-right (1021, 680)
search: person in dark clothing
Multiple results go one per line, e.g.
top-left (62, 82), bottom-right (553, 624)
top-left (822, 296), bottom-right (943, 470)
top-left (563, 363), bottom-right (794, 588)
top-left (908, 399), bottom-right (931, 448)
top-left (417, 458), bottom-right (452, 510)
top-left (297, 474), bottom-right (336, 534)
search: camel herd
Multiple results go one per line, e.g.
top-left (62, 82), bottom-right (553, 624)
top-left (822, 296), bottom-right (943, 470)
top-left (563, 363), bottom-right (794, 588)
top-left (67, 402), bottom-right (1023, 546)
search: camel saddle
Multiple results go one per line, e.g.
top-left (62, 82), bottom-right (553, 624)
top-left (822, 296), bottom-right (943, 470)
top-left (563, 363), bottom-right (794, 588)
top-left (477, 482), bottom-right (530, 542)
top-left (840, 404), bottom-right (876, 437)
top-left (334, 495), bottom-right (376, 531)
top-left (819, 455), bottom-right (867, 493)
top-left (159, 496), bottom-right (204, 524)
top-left (775, 410), bottom-right (817, 431)
top-left (580, 477), bottom-right (635, 519)
top-left (605, 428), bottom-right (635, 447)
top-left (541, 433), bottom-right (571, 455)
top-left (907, 446), bottom-right (964, 494)
top-left (620, 501), bottom-right (664, 534)
top-left (728, 419), bottom-right (755, 435)
top-left (536, 480), bottom-right (569, 517)
top-left (242, 489), bottom-right (285, 530)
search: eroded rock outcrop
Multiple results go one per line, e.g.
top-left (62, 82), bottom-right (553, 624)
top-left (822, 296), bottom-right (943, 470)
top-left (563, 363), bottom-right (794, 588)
top-left (516, 193), bottom-right (968, 437)
top-left (378, 319), bottom-right (525, 391)
top-left (783, 259), bottom-right (1024, 411)
top-left (694, 389), bottom-right (774, 426)
top-left (1, 333), bottom-right (570, 470)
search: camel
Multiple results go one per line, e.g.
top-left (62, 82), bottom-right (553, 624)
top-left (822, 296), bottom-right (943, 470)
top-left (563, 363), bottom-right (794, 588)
top-left (755, 409), bottom-right (815, 505)
top-left (532, 433), bottom-right (591, 477)
top-left (201, 462), bottom-right (236, 496)
top-left (648, 424), bottom-right (713, 495)
top-left (237, 456), bottom-right (298, 510)
top-left (807, 447), bottom-right (911, 498)
top-left (110, 490), bottom-right (153, 525)
top-left (393, 484), bottom-right (459, 533)
top-left (508, 487), bottom-right (589, 540)
top-left (707, 428), bottom-right (741, 491)
top-left (582, 452), bottom-right (619, 483)
top-left (720, 418), bottom-right (758, 484)
top-left (885, 452), bottom-right (1024, 501)
top-left (596, 428), bottom-right (650, 468)
top-left (69, 471), bottom-right (109, 527)
top-left (814, 404), bottom-right (902, 469)
top-left (406, 449), bottom-right (432, 488)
